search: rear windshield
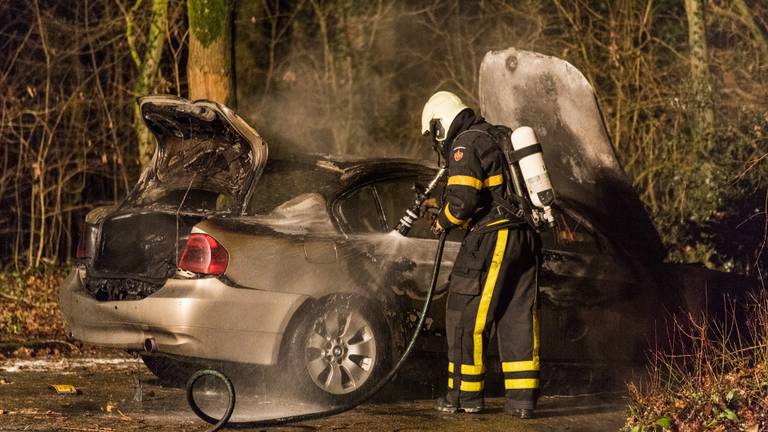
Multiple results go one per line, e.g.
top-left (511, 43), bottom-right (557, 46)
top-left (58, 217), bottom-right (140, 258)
top-left (246, 160), bottom-right (337, 215)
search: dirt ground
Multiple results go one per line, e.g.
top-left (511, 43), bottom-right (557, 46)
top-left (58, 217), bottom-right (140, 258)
top-left (0, 354), bottom-right (627, 432)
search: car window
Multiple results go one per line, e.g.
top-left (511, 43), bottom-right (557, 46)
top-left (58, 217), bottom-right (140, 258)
top-left (374, 178), bottom-right (434, 238)
top-left (338, 186), bottom-right (384, 233)
top-left (373, 177), bottom-right (466, 242)
top-left (247, 165), bottom-right (321, 214)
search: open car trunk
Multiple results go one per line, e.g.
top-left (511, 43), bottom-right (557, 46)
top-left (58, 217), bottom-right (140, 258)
top-left (85, 96), bottom-right (267, 300)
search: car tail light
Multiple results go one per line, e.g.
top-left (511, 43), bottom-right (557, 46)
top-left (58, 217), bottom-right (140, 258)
top-left (178, 233), bottom-right (229, 275)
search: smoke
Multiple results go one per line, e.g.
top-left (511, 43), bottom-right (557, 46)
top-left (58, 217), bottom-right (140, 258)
top-left (232, 1), bottom-right (538, 161)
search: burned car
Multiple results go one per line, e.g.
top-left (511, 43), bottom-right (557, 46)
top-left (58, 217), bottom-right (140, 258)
top-left (60, 49), bottom-right (744, 402)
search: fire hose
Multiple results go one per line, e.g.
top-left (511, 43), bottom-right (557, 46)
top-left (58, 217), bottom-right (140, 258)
top-left (186, 230), bottom-right (448, 431)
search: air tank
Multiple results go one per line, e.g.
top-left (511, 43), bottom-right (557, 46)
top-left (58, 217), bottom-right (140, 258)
top-left (510, 126), bottom-right (555, 226)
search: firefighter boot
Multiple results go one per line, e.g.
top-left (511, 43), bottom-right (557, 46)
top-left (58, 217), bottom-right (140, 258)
top-left (459, 397), bottom-right (485, 413)
top-left (434, 395), bottom-right (459, 413)
top-left (434, 395), bottom-right (484, 414)
top-left (504, 399), bottom-right (534, 419)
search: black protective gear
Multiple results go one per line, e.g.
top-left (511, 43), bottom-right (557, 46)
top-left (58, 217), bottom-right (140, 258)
top-left (505, 400), bottom-right (535, 419)
top-left (434, 394), bottom-right (484, 414)
top-left (444, 228), bottom-right (540, 410)
top-left (436, 112), bottom-right (525, 232)
top-left (435, 111), bottom-right (541, 411)
top-left (434, 396), bottom-right (459, 413)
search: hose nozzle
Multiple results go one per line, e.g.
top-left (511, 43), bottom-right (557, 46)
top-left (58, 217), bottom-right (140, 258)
top-left (393, 167), bottom-right (446, 238)
top-left (395, 207), bottom-right (419, 237)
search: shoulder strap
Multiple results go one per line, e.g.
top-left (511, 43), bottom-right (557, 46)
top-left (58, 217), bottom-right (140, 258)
top-left (451, 128), bottom-right (492, 148)
top-left (452, 127), bottom-right (541, 231)
top-left (509, 143), bottom-right (543, 162)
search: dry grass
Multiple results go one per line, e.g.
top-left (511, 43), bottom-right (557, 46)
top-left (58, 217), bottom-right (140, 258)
top-left (0, 267), bottom-right (75, 358)
top-left (624, 292), bottom-right (768, 431)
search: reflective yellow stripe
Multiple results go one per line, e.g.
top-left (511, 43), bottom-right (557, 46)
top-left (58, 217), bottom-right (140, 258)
top-left (443, 206), bottom-right (466, 225)
top-left (502, 360), bottom-right (540, 372)
top-left (460, 364), bottom-right (485, 375)
top-left (472, 229), bottom-right (509, 369)
top-left (486, 219), bottom-right (509, 227)
top-left (448, 175), bottom-right (483, 190)
top-left (448, 362), bottom-right (455, 373)
top-left (483, 174), bottom-right (504, 187)
top-left (503, 263), bottom-right (541, 377)
top-left (448, 378), bottom-right (454, 389)
top-left (505, 378), bottom-right (539, 389)
top-left (460, 381), bottom-right (484, 392)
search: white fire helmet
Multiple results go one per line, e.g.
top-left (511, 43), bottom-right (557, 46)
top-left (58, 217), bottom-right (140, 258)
top-left (421, 91), bottom-right (468, 142)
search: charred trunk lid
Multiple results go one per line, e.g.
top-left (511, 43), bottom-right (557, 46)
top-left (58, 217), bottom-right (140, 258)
top-left (131, 95), bottom-right (268, 214)
top-left (84, 96), bottom-right (267, 300)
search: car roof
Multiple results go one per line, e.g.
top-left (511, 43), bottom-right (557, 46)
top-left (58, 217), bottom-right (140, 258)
top-left (267, 152), bottom-right (438, 189)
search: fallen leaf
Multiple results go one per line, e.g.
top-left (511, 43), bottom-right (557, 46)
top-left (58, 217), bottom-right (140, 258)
top-left (656, 416), bottom-right (672, 428)
top-left (49, 384), bottom-right (79, 395)
top-left (12, 347), bottom-right (31, 359)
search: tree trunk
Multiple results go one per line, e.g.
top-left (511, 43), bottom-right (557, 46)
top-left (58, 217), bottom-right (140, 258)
top-left (684, 0), bottom-right (715, 152)
top-left (733, 0), bottom-right (768, 58)
top-left (187, 0), bottom-right (235, 107)
top-left (132, 0), bottom-right (169, 171)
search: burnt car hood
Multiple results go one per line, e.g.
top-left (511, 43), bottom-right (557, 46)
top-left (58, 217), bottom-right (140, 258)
top-left (479, 48), bottom-right (665, 264)
top-left (131, 95), bottom-right (268, 212)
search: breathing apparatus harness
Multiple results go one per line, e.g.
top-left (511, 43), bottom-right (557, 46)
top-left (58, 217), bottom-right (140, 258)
top-left (186, 169), bottom-right (450, 431)
top-left (457, 125), bottom-right (556, 232)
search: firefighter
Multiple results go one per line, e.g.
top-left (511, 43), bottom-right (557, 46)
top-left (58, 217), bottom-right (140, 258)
top-left (421, 91), bottom-right (540, 419)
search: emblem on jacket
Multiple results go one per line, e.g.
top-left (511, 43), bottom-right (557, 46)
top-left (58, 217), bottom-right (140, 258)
top-left (454, 149), bottom-right (464, 162)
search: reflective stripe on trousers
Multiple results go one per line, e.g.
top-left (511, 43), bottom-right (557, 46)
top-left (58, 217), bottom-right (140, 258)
top-left (444, 228), bottom-right (540, 409)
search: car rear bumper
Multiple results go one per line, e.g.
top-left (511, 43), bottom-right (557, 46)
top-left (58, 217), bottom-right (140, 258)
top-left (59, 268), bottom-right (308, 365)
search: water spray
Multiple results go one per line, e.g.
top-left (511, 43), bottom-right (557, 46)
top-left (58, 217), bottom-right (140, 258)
top-left (186, 231), bottom-right (449, 431)
top-left (394, 167), bottom-right (447, 237)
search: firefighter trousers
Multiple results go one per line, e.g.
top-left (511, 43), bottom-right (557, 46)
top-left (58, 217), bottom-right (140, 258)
top-left (445, 227), bottom-right (540, 410)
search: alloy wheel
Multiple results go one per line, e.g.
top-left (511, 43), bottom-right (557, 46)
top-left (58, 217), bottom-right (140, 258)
top-left (304, 308), bottom-right (377, 395)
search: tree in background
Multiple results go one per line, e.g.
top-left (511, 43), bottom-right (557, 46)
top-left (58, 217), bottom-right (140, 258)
top-left (234, 0), bottom-right (768, 272)
top-left (120, 0), bottom-right (169, 171)
top-left (187, 0), bottom-right (235, 106)
top-left (0, 0), bottom-right (766, 271)
top-left (733, 0), bottom-right (768, 58)
top-left (685, 0), bottom-right (715, 151)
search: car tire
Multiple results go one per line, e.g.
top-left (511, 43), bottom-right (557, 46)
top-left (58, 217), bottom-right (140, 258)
top-left (141, 354), bottom-right (198, 386)
top-left (284, 294), bottom-right (390, 404)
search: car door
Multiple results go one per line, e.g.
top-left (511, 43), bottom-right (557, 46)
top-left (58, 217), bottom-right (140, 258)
top-left (367, 176), bottom-right (462, 351)
top-left (332, 175), bottom-right (461, 347)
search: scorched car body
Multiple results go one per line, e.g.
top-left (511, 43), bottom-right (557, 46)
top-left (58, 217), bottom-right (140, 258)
top-left (60, 50), bottom-right (747, 401)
